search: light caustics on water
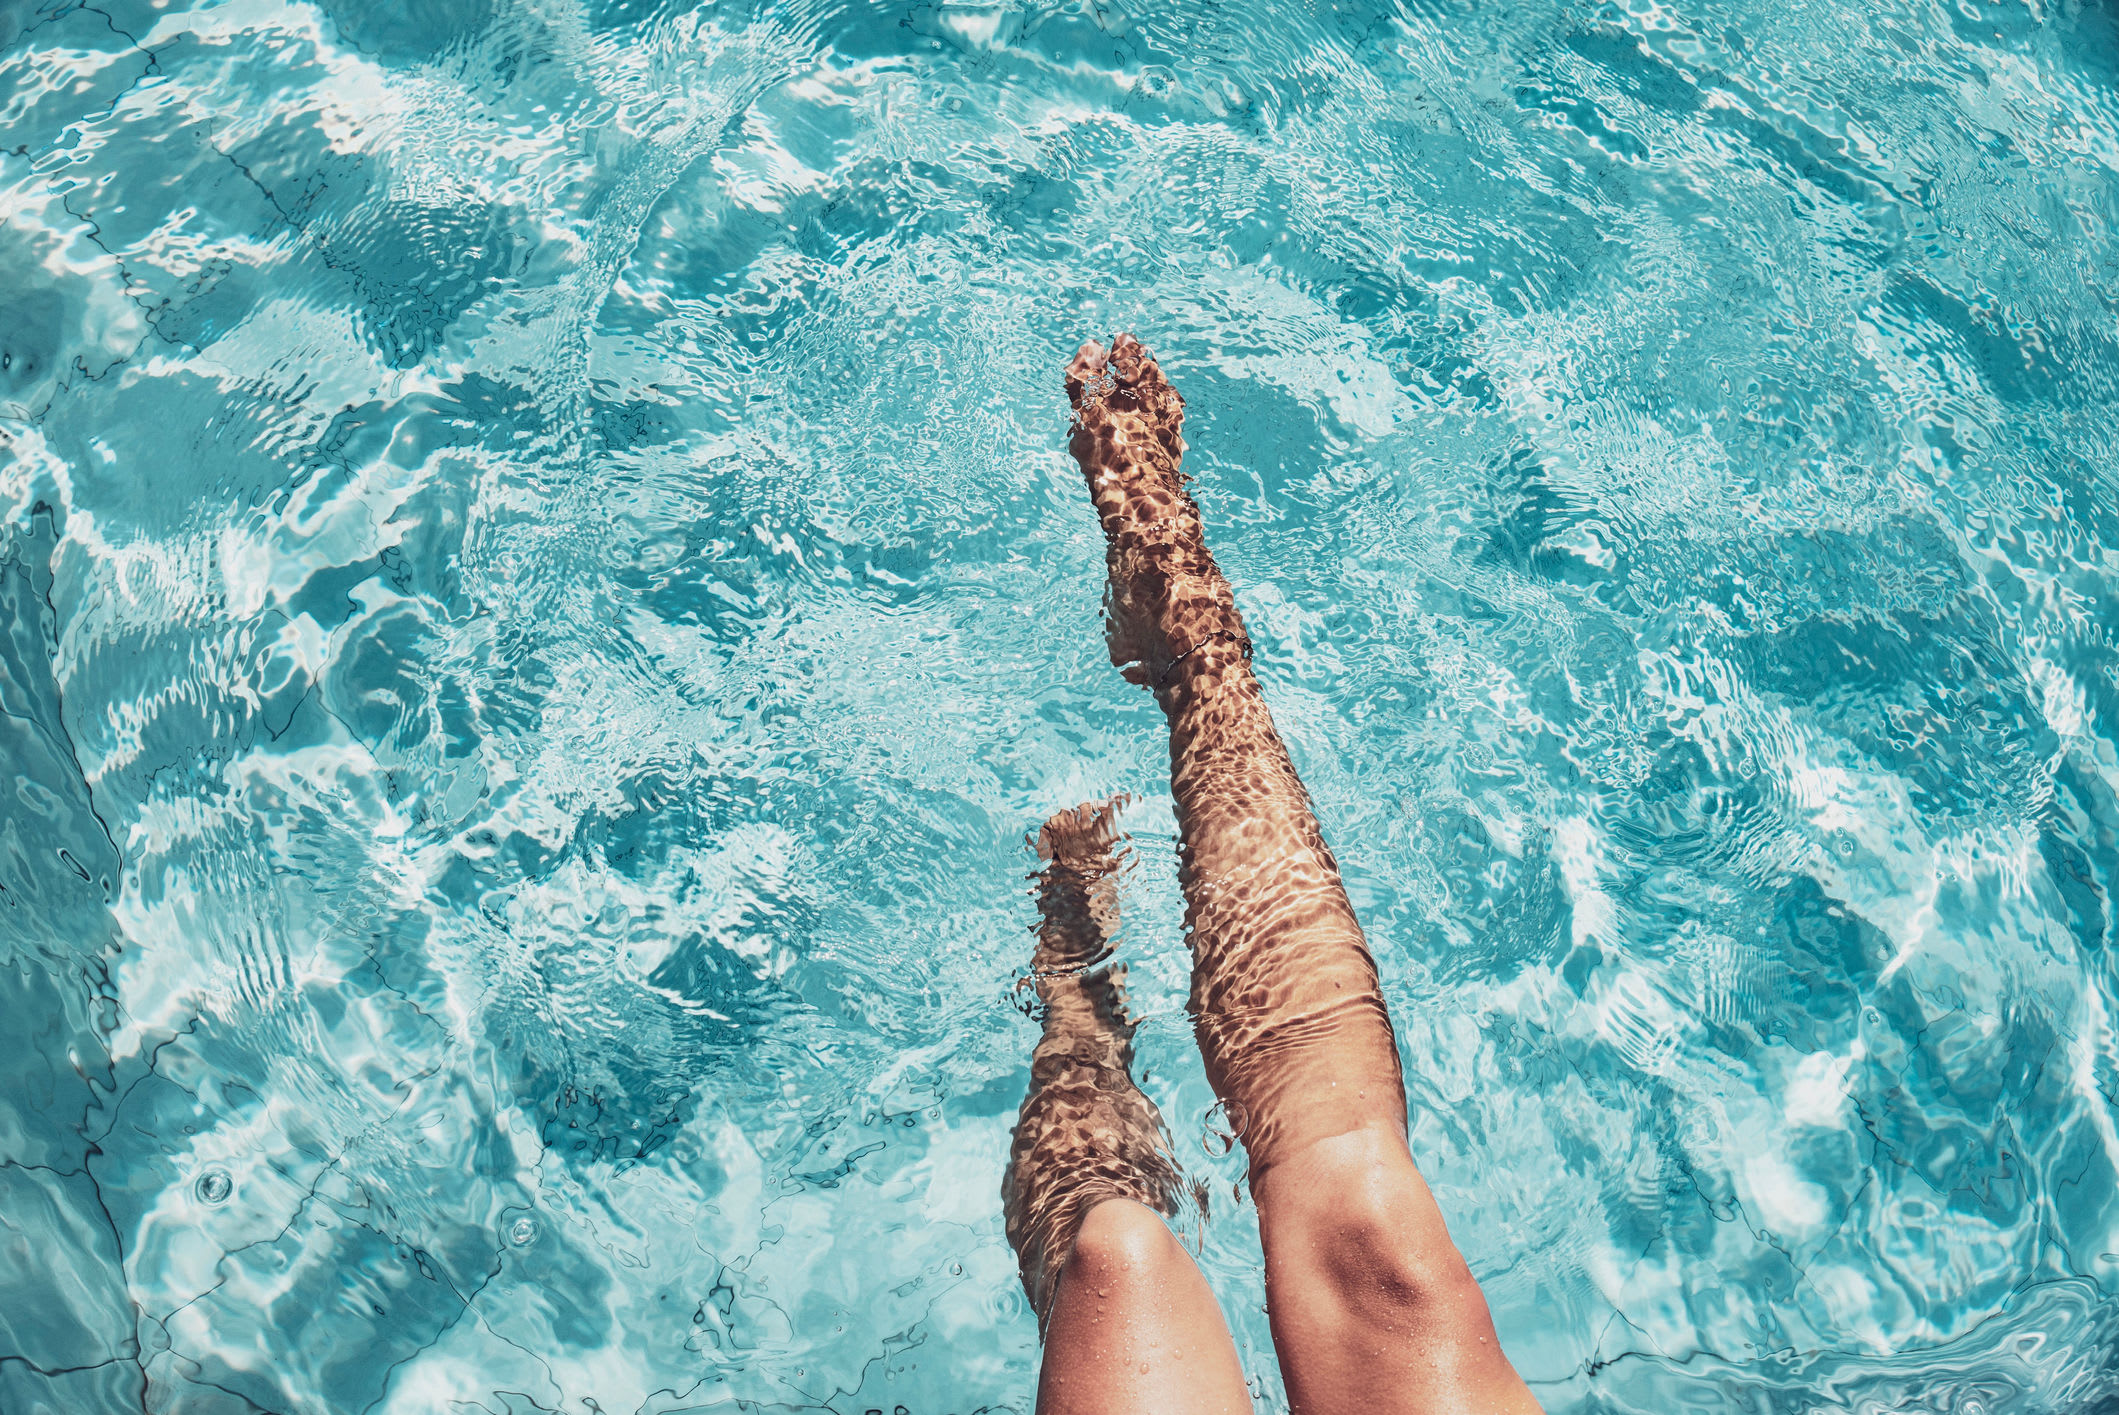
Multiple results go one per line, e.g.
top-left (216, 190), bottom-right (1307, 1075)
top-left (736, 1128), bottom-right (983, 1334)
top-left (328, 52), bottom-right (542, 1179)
top-left (1, 0), bottom-right (2117, 1409)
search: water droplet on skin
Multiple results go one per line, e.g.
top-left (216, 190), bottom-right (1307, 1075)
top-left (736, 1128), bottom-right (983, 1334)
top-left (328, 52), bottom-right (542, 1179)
top-left (194, 1169), bottom-right (232, 1205)
top-left (1201, 1098), bottom-right (1247, 1156)
top-left (507, 1216), bottom-right (538, 1246)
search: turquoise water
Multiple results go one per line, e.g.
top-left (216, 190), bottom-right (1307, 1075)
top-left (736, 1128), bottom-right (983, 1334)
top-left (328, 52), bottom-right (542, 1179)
top-left (4, 0), bottom-right (2119, 1408)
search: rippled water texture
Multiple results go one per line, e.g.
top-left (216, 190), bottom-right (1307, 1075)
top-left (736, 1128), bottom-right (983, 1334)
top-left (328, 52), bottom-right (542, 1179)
top-left (5, 0), bottom-right (2119, 1408)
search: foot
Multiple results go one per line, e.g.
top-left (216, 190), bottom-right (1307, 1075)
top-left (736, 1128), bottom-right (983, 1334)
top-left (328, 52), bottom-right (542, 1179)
top-left (1031, 795), bottom-right (1134, 975)
top-left (1064, 335), bottom-right (1250, 693)
top-left (1035, 794), bottom-right (1129, 869)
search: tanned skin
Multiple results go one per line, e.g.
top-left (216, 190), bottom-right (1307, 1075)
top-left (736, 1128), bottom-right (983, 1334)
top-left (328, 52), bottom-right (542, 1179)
top-left (1004, 336), bottom-right (1543, 1415)
top-left (1004, 801), bottom-right (1253, 1414)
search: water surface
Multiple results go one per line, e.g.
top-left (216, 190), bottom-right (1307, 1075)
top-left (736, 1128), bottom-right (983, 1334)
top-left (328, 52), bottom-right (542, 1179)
top-left (3, 0), bottom-right (2119, 1409)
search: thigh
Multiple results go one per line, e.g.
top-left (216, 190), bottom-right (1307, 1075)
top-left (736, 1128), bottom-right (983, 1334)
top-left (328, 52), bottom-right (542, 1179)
top-left (1035, 1199), bottom-right (1253, 1415)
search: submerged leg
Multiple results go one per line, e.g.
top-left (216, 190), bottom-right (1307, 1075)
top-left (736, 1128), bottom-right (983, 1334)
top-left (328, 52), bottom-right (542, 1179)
top-left (1062, 337), bottom-right (1542, 1415)
top-left (1003, 801), bottom-right (1252, 1415)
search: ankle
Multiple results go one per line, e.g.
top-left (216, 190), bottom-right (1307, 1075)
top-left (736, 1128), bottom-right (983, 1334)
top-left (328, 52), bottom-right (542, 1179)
top-left (1117, 562), bottom-right (1250, 683)
top-left (1153, 643), bottom-right (1253, 710)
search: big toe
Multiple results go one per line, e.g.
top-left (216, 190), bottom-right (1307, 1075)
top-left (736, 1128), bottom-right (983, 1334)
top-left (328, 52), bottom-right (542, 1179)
top-left (1065, 339), bottom-right (1109, 393)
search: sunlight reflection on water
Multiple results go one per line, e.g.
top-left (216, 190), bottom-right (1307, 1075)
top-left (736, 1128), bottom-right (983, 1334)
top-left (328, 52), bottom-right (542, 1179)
top-left (2, 0), bottom-right (2118, 1409)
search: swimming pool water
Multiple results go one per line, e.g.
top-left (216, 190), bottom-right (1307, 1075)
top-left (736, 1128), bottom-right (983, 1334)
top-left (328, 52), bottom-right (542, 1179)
top-left (4, 0), bottom-right (2119, 1408)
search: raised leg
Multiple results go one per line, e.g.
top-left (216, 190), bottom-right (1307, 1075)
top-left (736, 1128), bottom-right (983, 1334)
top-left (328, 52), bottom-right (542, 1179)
top-left (1003, 801), bottom-right (1252, 1415)
top-left (1062, 337), bottom-right (1542, 1415)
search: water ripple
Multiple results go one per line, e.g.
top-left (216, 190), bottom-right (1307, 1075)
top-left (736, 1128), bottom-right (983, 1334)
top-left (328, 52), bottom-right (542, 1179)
top-left (3, 0), bottom-right (2118, 1409)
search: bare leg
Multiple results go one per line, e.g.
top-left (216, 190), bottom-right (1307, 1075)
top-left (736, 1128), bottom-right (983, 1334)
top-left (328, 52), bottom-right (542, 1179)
top-left (1003, 801), bottom-right (1253, 1415)
top-left (1062, 337), bottom-right (1542, 1415)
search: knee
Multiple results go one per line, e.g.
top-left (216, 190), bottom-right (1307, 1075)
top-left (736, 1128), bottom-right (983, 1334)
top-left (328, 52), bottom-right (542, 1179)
top-left (1260, 1130), bottom-right (1491, 1322)
top-left (1320, 1182), bottom-right (1484, 1316)
top-left (1063, 1197), bottom-right (1186, 1290)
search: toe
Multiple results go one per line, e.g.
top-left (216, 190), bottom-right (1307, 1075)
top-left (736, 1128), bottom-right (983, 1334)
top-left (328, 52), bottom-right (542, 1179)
top-left (1105, 335), bottom-right (1183, 443)
top-left (1037, 796), bottom-right (1132, 864)
top-left (1109, 333), bottom-right (1163, 386)
top-left (1064, 340), bottom-right (1110, 403)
